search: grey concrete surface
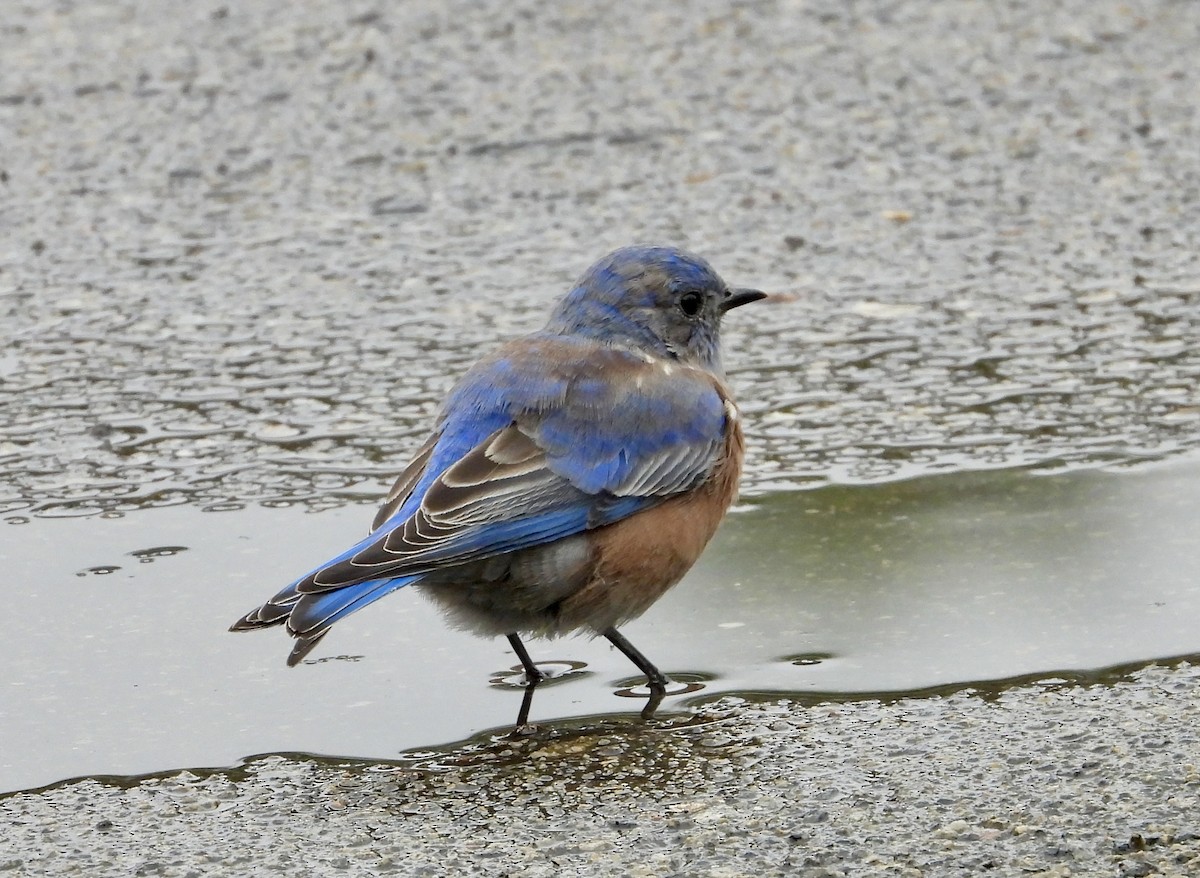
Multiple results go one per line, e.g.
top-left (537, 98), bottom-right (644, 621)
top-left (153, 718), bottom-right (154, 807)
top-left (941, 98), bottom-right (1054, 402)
top-left (2, 0), bottom-right (1199, 874)
top-left (2, 0), bottom-right (1198, 516)
top-left (3, 663), bottom-right (1199, 876)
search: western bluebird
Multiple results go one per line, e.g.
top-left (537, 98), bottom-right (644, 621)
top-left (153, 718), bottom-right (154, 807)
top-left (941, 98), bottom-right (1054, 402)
top-left (231, 245), bottom-right (764, 718)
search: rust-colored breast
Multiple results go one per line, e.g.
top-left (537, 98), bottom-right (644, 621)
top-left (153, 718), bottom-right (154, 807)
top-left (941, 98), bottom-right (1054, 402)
top-left (557, 389), bottom-right (746, 633)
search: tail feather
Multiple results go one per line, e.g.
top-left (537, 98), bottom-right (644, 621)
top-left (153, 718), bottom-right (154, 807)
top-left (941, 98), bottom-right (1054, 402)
top-left (287, 578), bottom-right (412, 634)
top-left (287, 628), bottom-right (330, 666)
top-left (229, 598), bottom-right (296, 630)
top-left (231, 575), bottom-right (416, 664)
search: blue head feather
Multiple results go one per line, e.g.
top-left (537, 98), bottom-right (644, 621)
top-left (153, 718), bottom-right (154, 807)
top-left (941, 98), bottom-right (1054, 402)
top-left (544, 246), bottom-right (734, 371)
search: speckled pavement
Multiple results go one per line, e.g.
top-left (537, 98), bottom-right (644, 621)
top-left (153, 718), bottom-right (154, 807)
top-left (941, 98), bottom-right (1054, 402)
top-left (4, 663), bottom-right (1199, 876)
top-left (4, 0), bottom-right (1198, 515)
top-left (3, 0), bottom-right (1200, 874)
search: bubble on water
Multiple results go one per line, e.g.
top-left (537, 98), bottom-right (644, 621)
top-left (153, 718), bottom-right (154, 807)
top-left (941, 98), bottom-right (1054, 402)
top-left (127, 546), bottom-right (189, 563)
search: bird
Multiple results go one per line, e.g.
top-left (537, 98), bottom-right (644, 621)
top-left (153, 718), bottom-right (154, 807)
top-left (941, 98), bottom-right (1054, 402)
top-left (231, 245), bottom-right (764, 719)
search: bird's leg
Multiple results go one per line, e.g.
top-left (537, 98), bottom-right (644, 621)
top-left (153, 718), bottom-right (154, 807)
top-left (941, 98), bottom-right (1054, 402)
top-left (603, 627), bottom-right (668, 719)
top-left (506, 632), bottom-right (545, 685)
top-left (506, 632), bottom-right (544, 728)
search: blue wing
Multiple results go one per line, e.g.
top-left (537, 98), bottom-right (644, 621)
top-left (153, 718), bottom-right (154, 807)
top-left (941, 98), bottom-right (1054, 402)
top-left (231, 334), bottom-right (732, 662)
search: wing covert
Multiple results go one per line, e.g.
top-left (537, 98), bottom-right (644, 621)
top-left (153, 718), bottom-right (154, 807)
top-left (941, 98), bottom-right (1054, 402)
top-left (299, 337), bottom-right (734, 593)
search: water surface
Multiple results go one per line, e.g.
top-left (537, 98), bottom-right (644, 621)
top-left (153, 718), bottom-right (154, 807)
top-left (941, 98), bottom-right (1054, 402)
top-left (4, 457), bottom-right (1198, 793)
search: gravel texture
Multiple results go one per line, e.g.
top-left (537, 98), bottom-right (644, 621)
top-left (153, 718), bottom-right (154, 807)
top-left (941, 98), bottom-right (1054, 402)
top-left (2, 0), bottom-right (1199, 874)
top-left (3, 0), bottom-right (1198, 516)
top-left (4, 663), bottom-right (1199, 876)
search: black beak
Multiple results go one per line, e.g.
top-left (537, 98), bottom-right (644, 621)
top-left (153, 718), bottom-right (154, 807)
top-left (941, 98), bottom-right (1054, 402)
top-left (720, 287), bottom-right (768, 312)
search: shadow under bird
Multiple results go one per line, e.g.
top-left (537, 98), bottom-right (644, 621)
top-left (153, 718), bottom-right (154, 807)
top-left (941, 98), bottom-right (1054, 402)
top-left (231, 245), bottom-right (764, 720)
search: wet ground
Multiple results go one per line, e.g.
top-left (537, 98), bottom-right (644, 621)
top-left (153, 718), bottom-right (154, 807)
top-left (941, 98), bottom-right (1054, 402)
top-left (5, 662), bottom-right (1200, 877)
top-left (3, 0), bottom-right (1200, 874)
top-left (5, 460), bottom-right (1200, 796)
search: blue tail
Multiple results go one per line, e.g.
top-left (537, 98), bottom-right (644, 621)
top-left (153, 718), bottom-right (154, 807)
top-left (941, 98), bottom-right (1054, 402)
top-left (289, 576), bottom-right (417, 634)
top-left (231, 573), bottom-right (420, 666)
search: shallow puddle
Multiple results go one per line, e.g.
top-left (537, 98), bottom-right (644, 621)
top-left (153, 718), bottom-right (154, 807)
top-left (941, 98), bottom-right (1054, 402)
top-left (3, 456), bottom-right (1198, 794)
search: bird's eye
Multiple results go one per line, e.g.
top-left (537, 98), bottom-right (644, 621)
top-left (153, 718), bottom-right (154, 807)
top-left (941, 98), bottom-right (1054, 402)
top-left (678, 290), bottom-right (704, 317)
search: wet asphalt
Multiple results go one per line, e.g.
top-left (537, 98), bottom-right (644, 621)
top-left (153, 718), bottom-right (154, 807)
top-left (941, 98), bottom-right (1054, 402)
top-left (4, 663), bottom-right (1199, 876)
top-left (2, 0), bottom-right (1199, 874)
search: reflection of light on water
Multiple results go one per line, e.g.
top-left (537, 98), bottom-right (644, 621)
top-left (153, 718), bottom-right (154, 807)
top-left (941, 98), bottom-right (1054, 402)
top-left (613, 677), bottom-right (708, 700)
top-left (786, 653), bottom-right (835, 667)
top-left (489, 660), bottom-right (589, 689)
top-left (128, 545), bottom-right (189, 563)
top-left (76, 564), bottom-right (121, 576)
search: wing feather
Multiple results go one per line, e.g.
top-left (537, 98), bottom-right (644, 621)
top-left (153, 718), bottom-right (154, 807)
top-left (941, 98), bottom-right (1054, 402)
top-left (370, 433), bottom-right (439, 532)
top-left (295, 339), bottom-right (733, 594)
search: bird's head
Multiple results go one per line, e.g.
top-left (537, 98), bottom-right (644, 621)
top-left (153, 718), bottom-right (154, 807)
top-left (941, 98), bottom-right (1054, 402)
top-left (546, 246), bottom-right (765, 371)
